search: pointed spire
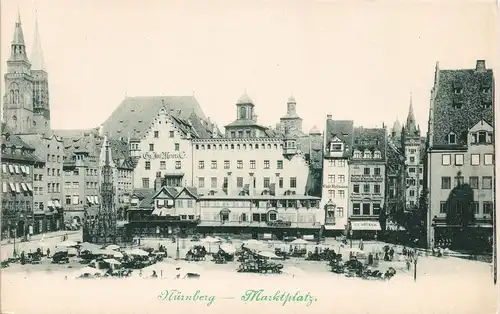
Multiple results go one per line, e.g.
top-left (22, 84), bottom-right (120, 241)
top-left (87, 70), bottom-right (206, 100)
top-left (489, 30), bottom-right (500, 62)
top-left (12, 10), bottom-right (25, 45)
top-left (405, 93), bottom-right (419, 136)
top-left (31, 17), bottom-right (45, 70)
top-left (9, 9), bottom-right (28, 63)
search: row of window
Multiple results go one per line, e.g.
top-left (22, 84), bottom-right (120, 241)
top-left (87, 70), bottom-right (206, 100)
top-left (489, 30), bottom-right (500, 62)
top-left (195, 142), bottom-right (284, 151)
top-left (47, 183), bottom-right (61, 193)
top-left (46, 154), bottom-right (62, 163)
top-left (46, 168), bottom-right (61, 177)
top-left (326, 174), bottom-right (346, 183)
top-left (439, 201), bottom-right (493, 215)
top-left (198, 160), bottom-right (284, 170)
top-left (352, 203), bottom-right (382, 216)
top-left (447, 131), bottom-right (494, 145)
top-left (2, 164), bottom-right (31, 175)
top-left (152, 130), bottom-right (176, 139)
top-left (352, 150), bottom-right (382, 159)
top-left (327, 189), bottom-right (346, 199)
top-left (149, 143), bottom-right (180, 152)
top-left (64, 195), bottom-right (100, 206)
top-left (326, 160), bottom-right (347, 167)
top-left (442, 153), bottom-right (494, 166)
top-left (1, 145), bottom-right (31, 156)
top-left (326, 207), bottom-right (345, 218)
top-left (211, 213), bottom-right (316, 223)
top-left (441, 176), bottom-right (493, 189)
top-left (2, 182), bottom-right (33, 193)
top-left (141, 177), bottom-right (184, 189)
top-left (156, 199), bottom-right (194, 208)
top-left (1, 200), bottom-right (32, 212)
top-left (352, 184), bottom-right (382, 194)
top-left (198, 176), bottom-right (298, 189)
top-left (145, 161), bottom-right (182, 170)
top-left (118, 170), bottom-right (132, 178)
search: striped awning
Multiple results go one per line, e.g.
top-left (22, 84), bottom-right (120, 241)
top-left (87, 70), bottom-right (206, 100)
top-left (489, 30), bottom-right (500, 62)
top-left (26, 183), bottom-right (33, 191)
top-left (9, 183), bottom-right (15, 192)
top-left (87, 196), bottom-right (94, 204)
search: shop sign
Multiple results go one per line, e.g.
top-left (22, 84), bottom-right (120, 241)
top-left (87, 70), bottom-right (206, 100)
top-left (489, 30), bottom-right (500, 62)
top-left (142, 151), bottom-right (187, 160)
top-left (351, 175), bottom-right (383, 182)
top-left (322, 184), bottom-right (349, 189)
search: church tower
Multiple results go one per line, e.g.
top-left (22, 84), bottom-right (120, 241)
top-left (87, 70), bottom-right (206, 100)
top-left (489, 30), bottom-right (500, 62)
top-left (3, 13), bottom-right (34, 134)
top-left (31, 18), bottom-right (51, 134)
top-left (279, 95), bottom-right (303, 136)
top-left (402, 93), bottom-right (423, 209)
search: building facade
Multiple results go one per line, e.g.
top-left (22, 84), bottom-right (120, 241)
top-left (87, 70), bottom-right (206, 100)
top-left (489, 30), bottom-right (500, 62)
top-left (321, 117), bottom-right (354, 235)
top-left (426, 60), bottom-right (495, 251)
top-left (1, 125), bottom-right (38, 239)
top-left (19, 133), bottom-right (65, 232)
top-left (348, 127), bottom-right (387, 238)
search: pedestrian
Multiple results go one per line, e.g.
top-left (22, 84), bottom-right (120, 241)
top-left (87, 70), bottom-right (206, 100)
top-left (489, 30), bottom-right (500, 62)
top-left (389, 247), bottom-right (395, 261)
top-left (46, 248), bottom-right (51, 258)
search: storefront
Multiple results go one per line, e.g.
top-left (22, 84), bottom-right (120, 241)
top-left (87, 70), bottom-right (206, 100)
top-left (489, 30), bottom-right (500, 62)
top-left (348, 220), bottom-right (382, 240)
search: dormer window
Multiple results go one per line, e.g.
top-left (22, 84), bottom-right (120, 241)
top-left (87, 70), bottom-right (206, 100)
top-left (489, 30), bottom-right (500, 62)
top-left (448, 132), bottom-right (457, 144)
top-left (454, 87), bottom-right (463, 94)
top-left (353, 151), bottom-right (362, 159)
top-left (363, 151), bottom-right (371, 159)
top-left (373, 150), bottom-right (381, 159)
top-left (330, 143), bottom-right (342, 152)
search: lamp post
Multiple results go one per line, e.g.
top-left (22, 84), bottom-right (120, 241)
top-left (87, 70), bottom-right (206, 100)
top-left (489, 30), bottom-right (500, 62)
top-left (413, 249), bottom-right (418, 282)
top-left (349, 226), bottom-right (353, 248)
top-left (175, 227), bottom-right (180, 260)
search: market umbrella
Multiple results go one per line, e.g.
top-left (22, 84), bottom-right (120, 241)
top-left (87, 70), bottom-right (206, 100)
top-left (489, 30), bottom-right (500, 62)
top-left (243, 239), bottom-right (265, 251)
top-left (290, 239), bottom-right (309, 245)
top-left (125, 248), bottom-right (149, 257)
top-left (201, 236), bottom-right (221, 252)
top-left (80, 242), bottom-right (102, 252)
top-left (219, 243), bottom-right (236, 254)
top-left (257, 250), bottom-right (279, 259)
top-left (103, 258), bottom-right (122, 265)
top-left (105, 244), bottom-right (120, 251)
top-left (113, 251), bottom-right (124, 259)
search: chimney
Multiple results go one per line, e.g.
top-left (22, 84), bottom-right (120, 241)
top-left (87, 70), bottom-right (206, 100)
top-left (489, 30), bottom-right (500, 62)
top-left (327, 114), bottom-right (332, 120)
top-left (476, 60), bottom-right (486, 72)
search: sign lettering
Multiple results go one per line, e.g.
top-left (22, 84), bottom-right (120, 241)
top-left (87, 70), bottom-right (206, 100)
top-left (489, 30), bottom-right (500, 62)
top-left (322, 184), bottom-right (349, 189)
top-left (142, 151), bottom-right (187, 160)
top-left (350, 175), bottom-right (383, 182)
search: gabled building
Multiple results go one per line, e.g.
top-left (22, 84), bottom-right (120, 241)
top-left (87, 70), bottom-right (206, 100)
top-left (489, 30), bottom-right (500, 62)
top-left (426, 60), bottom-right (495, 251)
top-left (321, 116), bottom-right (354, 235)
top-left (348, 127), bottom-right (387, 238)
top-left (1, 124), bottom-right (38, 239)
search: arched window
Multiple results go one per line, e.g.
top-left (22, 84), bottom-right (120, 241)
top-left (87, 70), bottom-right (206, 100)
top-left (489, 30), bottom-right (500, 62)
top-left (10, 83), bottom-right (19, 104)
top-left (33, 120), bottom-right (37, 126)
top-left (255, 144), bottom-right (259, 149)
top-left (237, 144), bottom-right (240, 149)
top-left (274, 144), bottom-right (278, 149)
top-left (261, 143), bottom-right (265, 149)
top-left (267, 144), bottom-right (271, 149)
top-left (239, 106), bottom-right (246, 119)
top-left (230, 144), bottom-right (234, 149)
top-left (243, 144), bottom-right (247, 149)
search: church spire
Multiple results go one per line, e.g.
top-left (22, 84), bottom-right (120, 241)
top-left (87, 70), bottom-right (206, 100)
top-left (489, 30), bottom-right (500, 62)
top-left (405, 93), bottom-right (419, 136)
top-left (31, 17), bottom-right (45, 71)
top-left (9, 10), bottom-right (29, 62)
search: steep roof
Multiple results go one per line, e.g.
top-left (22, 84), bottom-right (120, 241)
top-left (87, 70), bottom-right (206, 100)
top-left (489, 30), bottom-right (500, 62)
top-left (352, 127), bottom-right (387, 159)
top-left (53, 128), bottom-right (100, 139)
top-left (17, 133), bottom-right (63, 161)
top-left (30, 19), bottom-right (45, 71)
top-left (236, 93), bottom-right (254, 105)
top-left (1, 123), bottom-right (40, 163)
top-left (430, 62), bottom-right (494, 149)
top-left (325, 120), bottom-right (354, 158)
top-left (101, 96), bottom-right (209, 140)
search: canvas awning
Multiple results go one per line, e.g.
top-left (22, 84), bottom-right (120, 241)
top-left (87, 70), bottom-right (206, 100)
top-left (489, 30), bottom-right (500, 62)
top-left (152, 208), bottom-right (161, 216)
top-left (26, 183), bottom-right (33, 191)
top-left (87, 196), bottom-right (94, 204)
top-left (25, 166), bottom-right (30, 174)
top-left (20, 166), bottom-right (26, 173)
top-left (9, 183), bottom-right (15, 191)
top-left (8, 165), bottom-right (14, 173)
top-left (324, 225), bottom-right (338, 230)
top-left (53, 200), bottom-right (62, 208)
top-left (351, 221), bottom-right (381, 231)
top-left (20, 183), bottom-right (28, 191)
top-left (14, 165), bottom-right (20, 174)
top-left (94, 196), bottom-right (99, 204)
top-left (15, 183), bottom-right (21, 193)
top-left (2, 164), bottom-right (7, 173)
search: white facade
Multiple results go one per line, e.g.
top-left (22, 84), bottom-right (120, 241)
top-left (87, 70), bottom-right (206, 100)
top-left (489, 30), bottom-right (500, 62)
top-left (132, 108), bottom-right (193, 189)
top-left (321, 158), bottom-right (350, 230)
top-left (192, 138), bottom-right (310, 197)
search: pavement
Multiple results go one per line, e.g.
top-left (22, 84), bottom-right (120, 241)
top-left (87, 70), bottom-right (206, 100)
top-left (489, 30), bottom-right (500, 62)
top-left (1, 230), bottom-right (82, 260)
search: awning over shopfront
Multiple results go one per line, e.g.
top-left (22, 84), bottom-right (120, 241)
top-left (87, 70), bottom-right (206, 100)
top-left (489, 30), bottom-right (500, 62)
top-left (324, 225), bottom-right (338, 230)
top-left (20, 183), bottom-right (28, 192)
top-left (351, 221), bottom-right (381, 231)
top-left (9, 183), bottom-right (15, 191)
top-left (2, 164), bottom-right (7, 173)
top-left (8, 165), bottom-right (14, 173)
top-left (87, 196), bottom-right (94, 204)
top-left (26, 183), bottom-right (33, 191)
top-left (152, 208), bottom-right (161, 216)
top-left (14, 165), bottom-right (20, 174)
top-left (47, 201), bottom-right (55, 208)
top-left (15, 183), bottom-right (21, 193)
top-left (53, 200), bottom-right (62, 208)
top-left (164, 172), bottom-right (184, 177)
top-left (94, 196), bottom-right (99, 204)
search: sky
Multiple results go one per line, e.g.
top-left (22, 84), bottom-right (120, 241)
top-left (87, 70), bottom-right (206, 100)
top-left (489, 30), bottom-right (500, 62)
top-left (1, 0), bottom-right (498, 134)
